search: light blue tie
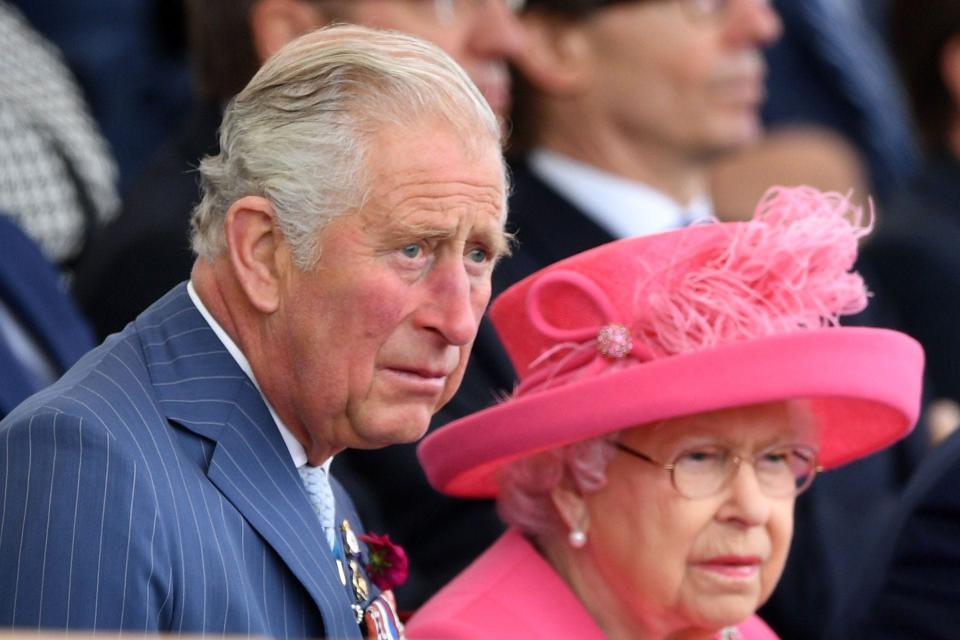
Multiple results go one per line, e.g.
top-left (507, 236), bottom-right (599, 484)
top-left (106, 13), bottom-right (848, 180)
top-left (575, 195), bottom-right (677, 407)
top-left (298, 464), bottom-right (337, 549)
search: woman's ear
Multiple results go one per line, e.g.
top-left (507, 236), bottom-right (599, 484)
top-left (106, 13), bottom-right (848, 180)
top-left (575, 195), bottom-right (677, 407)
top-left (250, 0), bottom-right (327, 63)
top-left (223, 195), bottom-right (286, 314)
top-left (514, 13), bottom-right (593, 97)
top-left (550, 479), bottom-right (590, 535)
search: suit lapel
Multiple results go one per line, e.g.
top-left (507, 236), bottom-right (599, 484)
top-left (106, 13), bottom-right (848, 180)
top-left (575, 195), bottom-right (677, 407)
top-left (138, 284), bottom-right (360, 639)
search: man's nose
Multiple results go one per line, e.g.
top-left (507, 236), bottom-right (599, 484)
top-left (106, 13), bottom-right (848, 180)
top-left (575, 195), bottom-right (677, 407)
top-left (468, 0), bottom-right (526, 59)
top-left (419, 258), bottom-right (483, 346)
top-left (725, 0), bottom-right (783, 47)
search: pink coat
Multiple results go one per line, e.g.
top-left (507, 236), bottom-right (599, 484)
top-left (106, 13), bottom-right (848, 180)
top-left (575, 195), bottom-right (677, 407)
top-left (406, 529), bottom-right (780, 640)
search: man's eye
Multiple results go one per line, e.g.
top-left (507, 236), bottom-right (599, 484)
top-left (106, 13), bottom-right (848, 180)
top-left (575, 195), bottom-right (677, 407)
top-left (401, 244), bottom-right (422, 259)
top-left (467, 247), bottom-right (489, 264)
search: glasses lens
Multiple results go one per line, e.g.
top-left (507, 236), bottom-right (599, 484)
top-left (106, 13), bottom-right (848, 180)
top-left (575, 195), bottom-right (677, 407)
top-left (755, 445), bottom-right (819, 497)
top-left (432, 0), bottom-right (522, 23)
top-left (672, 444), bottom-right (819, 498)
top-left (682, 0), bottom-right (727, 19)
top-left (672, 446), bottom-right (732, 498)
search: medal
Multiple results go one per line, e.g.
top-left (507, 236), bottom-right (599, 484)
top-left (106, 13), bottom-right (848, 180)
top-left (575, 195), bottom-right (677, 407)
top-left (340, 520), bottom-right (370, 609)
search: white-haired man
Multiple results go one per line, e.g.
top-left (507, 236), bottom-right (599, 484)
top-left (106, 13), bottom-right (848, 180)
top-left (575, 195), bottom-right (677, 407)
top-left (0, 25), bottom-right (508, 639)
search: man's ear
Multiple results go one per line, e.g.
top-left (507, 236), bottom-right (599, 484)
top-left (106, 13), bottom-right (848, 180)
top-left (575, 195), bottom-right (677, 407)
top-left (515, 13), bottom-right (592, 96)
top-left (250, 0), bottom-right (327, 63)
top-left (224, 196), bottom-right (286, 314)
top-left (550, 480), bottom-right (590, 534)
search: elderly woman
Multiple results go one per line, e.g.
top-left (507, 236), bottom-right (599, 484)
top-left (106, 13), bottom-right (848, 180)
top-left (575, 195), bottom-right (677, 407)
top-left (406, 187), bottom-right (924, 640)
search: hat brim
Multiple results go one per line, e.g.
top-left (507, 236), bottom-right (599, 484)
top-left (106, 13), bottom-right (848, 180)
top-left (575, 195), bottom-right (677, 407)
top-left (419, 327), bottom-right (924, 498)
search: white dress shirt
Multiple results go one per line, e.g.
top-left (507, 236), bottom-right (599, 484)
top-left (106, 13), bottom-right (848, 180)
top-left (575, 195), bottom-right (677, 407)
top-left (528, 148), bottom-right (714, 239)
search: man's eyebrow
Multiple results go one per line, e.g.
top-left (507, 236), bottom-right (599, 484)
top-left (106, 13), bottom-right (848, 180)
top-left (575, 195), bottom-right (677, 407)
top-left (379, 219), bottom-right (515, 258)
top-left (482, 227), bottom-right (514, 259)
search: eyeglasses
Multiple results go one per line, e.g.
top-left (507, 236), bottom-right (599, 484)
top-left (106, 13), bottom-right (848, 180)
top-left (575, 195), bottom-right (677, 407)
top-left (421, 0), bottom-right (526, 25)
top-left (541, 0), bottom-right (764, 22)
top-left (609, 440), bottom-right (822, 499)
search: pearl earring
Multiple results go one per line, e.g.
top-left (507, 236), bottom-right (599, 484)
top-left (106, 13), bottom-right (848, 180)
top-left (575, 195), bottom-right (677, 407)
top-left (568, 529), bottom-right (587, 549)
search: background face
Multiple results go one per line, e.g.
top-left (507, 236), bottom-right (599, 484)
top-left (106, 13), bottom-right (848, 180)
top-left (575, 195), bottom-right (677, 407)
top-left (272, 119), bottom-right (507, 453)
top-left (334, 0), bottom-right (525, 117)
top-left (572, 0), bottom-right (781, 161)
top-left (582, 403), bottom-right (803, 635)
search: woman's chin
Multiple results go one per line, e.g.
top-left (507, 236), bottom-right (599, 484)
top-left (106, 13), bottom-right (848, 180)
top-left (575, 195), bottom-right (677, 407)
top-left (685, 595), bottom-right (760, 633)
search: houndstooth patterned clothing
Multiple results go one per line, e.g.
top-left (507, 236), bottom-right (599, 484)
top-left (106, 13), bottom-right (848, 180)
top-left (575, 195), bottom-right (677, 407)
top-left (0, 1), bottom-right (118, 265)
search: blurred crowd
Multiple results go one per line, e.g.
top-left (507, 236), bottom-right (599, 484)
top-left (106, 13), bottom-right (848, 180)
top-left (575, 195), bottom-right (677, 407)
top-left (2, 1), bottom-right (960, 638)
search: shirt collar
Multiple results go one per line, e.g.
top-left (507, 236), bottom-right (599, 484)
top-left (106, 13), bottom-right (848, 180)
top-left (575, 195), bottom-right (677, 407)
top-left (187, 281), bottom-right (326, 471)
top-left (528, 148), bottom-right (714, 239)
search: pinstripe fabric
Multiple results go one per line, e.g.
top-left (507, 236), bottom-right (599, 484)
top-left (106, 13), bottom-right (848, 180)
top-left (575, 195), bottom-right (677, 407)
top-left (0, 283), bottom-right (372, 638)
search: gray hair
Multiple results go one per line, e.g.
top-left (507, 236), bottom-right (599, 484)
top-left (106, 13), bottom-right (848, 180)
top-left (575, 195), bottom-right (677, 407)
top-left (191, 24), bottom-right (502, 267)
top-left (496, 435), bottom-right (617, 538)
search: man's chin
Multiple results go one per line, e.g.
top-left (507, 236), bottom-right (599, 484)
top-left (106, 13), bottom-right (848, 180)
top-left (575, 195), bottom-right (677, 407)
top-left (354, 411), bottom-right (432, 449)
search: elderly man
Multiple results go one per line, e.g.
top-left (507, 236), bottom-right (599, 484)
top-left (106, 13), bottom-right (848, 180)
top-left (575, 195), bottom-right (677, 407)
top-left (75, 0), bottom-right (523, 339)
top-left (0, 25), bottom-right (508, 638)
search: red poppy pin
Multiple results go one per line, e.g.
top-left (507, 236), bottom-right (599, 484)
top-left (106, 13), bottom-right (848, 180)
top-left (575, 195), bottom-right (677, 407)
top-left (359, 533), bottom-right (409, 591)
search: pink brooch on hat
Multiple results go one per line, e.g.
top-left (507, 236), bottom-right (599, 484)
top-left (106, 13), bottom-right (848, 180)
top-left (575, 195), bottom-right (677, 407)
top-left (597, 324), bottom-right (633, 359)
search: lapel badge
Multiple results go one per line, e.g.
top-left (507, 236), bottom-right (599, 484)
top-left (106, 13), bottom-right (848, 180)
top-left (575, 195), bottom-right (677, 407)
top-left (341, 519), bottom-right (361, 557)
top-left (350, 558), bottom-right (370, 602)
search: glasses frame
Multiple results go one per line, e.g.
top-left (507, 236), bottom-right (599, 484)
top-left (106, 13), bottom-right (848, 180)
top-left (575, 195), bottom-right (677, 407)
top-left (429, 0), bottom-right (525, 24)
top-left (609, 440), bottom-right (823, 499)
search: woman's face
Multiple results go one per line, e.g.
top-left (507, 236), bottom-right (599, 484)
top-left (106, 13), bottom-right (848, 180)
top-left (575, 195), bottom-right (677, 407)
top-left (580, 402), bottom-right (811, 636)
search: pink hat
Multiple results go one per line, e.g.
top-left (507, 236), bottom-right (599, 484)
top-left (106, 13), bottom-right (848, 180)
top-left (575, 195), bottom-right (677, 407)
top-left (419, 186), bottom-right (925, 498)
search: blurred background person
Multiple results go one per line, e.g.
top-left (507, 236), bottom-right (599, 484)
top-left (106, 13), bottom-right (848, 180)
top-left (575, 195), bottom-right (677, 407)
top-left (759, 0), bottom-right (916, 202)
top-left (0, 0), bottom-right (118, 269)
top-left (857, 0), bottom-right (960, 417)
top-left (6, 0), bottom-right (192, 192)
top-left (410, 186), bottom-right (923, 639)
top-left (74, 0), bottom-right (524, 339)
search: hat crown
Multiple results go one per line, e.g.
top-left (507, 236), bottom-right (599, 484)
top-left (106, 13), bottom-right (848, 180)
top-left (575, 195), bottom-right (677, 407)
top-left (491, 186), bottom-right (871, 392)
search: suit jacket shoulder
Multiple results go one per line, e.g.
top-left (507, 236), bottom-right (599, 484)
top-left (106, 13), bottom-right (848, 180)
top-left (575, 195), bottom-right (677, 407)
top-left (0, 284), bottom-right (365, 638)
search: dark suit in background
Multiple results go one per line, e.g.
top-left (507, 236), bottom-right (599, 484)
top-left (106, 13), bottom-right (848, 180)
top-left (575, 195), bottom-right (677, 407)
top-left (764, 0), bottom-right (915, 199)
top-left (828, 426), bottom-right (960, 639)
top-left (0, 215), bottom-right (94, 417)
top-left (0, 284), bottom-right (374, 637)
top-left (859, 153), bottom-right (960, 405)
top-left (74, 102), bottom-right (221, 339)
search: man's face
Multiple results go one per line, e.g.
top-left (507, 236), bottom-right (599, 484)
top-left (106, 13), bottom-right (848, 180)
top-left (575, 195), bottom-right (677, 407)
top-left (272, 119), bottom-right (507, 454)
top-left (331, 0), bottom-right (525, 117)
top-left (545, 0), bottom-right (781, 158)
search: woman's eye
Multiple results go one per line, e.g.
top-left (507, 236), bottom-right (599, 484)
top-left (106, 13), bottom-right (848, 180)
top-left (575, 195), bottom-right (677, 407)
top-left (759, 449), bottom-right (792, 467)
top-left (679, 449), bottom-right (723, 466)
top-left (401, 243), bottom-right (422, 259)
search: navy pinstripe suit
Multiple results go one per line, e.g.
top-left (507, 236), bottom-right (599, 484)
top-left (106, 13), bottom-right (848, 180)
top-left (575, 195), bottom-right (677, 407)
top-left (0, 283), bottom-right (372, 638)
